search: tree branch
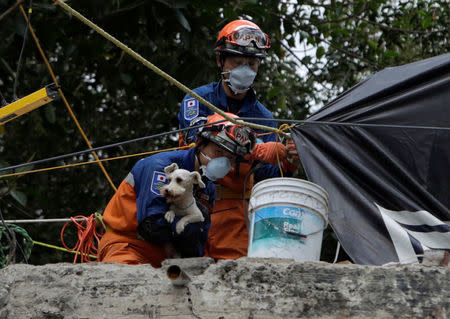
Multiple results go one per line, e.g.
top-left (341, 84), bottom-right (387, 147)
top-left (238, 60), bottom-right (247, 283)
top-left (279, 40), bottom-right (317, 77)
top-left (0, 0), bottom-right (23, 23)
top-left (275, 12), bottom-right (382, 69)
top-left (106, 1), bottom-right (146, 17)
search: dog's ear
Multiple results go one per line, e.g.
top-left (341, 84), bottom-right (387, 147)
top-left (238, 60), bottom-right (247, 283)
top-left (164, 163), bottom-right (179, 175)
top-left (190, 171), bottom-right (205, 188)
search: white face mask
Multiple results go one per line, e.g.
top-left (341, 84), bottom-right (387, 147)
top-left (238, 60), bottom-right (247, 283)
top-left (222, 65), bottom-right (257, 94)
top-left (200, 152), bottom-right (232, 181)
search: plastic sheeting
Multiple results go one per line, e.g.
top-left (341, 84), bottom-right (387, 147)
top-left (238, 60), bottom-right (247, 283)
top-left (291, 53), bottom-right (450, 265)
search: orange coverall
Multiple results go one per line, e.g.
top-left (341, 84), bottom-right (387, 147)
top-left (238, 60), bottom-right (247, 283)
top-left (203, 142), bottom-right (293, 260)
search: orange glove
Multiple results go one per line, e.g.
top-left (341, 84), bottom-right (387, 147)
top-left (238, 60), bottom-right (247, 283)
top-left (249, 142), bottom-right (287, 165)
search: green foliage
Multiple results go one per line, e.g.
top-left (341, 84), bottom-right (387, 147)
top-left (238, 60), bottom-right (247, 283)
top-left (0, 0), bottom-right (448, 264)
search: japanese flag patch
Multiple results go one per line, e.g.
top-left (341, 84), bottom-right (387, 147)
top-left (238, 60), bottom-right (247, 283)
top-left (183, 98), bottom-right (199, 121)
top-left (150, 171), bottom-right (167, 196)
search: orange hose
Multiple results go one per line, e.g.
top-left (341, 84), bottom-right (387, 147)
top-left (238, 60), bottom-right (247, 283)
top-left (60, 214), bottom-right (103, 263)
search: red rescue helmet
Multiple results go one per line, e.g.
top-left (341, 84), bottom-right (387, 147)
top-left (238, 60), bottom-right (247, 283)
top-left (197, 113), bottom-right (256, 157)
top-left (214, 20), bottom-right (271, 59)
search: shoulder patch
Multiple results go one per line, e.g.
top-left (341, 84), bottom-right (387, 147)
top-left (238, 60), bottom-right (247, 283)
top-left (151, 171), bottom-right (167, 196)
top-left (183, 98), bottom-right (199, 121)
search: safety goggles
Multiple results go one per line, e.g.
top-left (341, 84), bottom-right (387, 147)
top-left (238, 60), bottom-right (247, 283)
top-left (222, 28), bottom-right (270, 49)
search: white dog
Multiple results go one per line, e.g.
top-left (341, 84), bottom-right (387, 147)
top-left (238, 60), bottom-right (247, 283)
top-left (160, 163), bottom-right (206, 234)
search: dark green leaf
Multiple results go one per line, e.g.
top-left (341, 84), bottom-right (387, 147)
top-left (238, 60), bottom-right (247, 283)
top-left (0, 160), bottom-right (10, 169)
top-left (33, 3), bottom-right (56, 11)
top-left (174, 9), bottom-right (191, 32)
top-left (316, 46), bottom-right (325, 59)
top-left (368, 40), bottom-right (378, 50)
top-left (384, 50), bottom-right (399, 57)
top-left (267, 87), bottom-right (282, 100)
top-left (421, 16), bottom-right (432, 28)
top-left (45, 104), bottom-right (56, 124)
top-left (155, 0), bottom-right (188, 9)
top-left (120, 73), bottom-right (132, 85)
top-left (335, 5), bottom-right (343, 17)
top-left (11, 190), bottom-right (27, 207)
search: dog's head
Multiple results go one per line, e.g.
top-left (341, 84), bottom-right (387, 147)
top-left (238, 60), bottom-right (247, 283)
top-left (160, 163), bottom-right (205, 203)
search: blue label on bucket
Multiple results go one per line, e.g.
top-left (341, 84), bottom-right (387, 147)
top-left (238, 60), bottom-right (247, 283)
top-left (248, 205), bottom-right (325, 261)
top-left (252, 206), bottom-right (308, 240)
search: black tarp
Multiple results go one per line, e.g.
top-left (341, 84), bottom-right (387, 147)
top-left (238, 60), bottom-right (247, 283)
top-left (291, 53), bottom-right (450, 265)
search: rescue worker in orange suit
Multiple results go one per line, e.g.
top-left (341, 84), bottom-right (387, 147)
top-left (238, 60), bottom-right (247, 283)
top-left (98, 115), bottom-right (258, 266)
top-left (177, 20), bottom-right (300, 260)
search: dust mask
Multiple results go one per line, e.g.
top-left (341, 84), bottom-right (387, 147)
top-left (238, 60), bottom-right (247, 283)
top-left (222, 65), bottom-right (257, 94)
top-left (200, 152), bottom-right (232, 181)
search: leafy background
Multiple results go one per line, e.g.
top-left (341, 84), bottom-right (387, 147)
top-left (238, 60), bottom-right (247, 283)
top-left (0, 0), bottom-right (448, 264)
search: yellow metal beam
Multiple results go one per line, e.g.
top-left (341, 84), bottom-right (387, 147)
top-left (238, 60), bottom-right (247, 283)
top-left (0, 83), bottom-right (59, 124)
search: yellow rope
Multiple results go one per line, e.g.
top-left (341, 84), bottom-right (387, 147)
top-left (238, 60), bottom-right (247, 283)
top-left (274, 124), bottom-right (294, 177)
top-left (53, 0), bottom-right (288, 138)
top-left (0, 144), bottom-right (194, 179)
top-left (18, 1), bottom-right (118, 192)
top-left (33, 240), bottom-right (97, 259)
top-left (275, 132), bottom-right (283, 178)
top-left (278, 123), bottom-right (293, 134)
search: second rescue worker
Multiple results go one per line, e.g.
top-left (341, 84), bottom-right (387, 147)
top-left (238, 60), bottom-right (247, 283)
top-left (177, 20), bottom-right (300, 260)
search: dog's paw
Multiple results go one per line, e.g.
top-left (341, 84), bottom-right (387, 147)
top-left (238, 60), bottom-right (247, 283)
top-left (176, 220), bottom-right (187, 234)
top-left (165, 210), bottom-right (175, 223)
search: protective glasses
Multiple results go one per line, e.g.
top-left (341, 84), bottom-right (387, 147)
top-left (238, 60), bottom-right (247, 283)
top-left (223, 28), bottom-right (270, 49)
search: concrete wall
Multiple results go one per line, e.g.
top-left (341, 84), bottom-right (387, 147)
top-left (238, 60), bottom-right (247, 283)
top-left (0, 257), bottom-right (448, 319)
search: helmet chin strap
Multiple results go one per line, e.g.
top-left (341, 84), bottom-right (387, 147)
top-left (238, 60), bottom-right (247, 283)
top-left (195, 152), bottom-right (204, 173)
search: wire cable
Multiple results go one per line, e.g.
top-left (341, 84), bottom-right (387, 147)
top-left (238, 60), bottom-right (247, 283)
top-left (4, 115), bottom-right (447, 176)
top-left (4, 217), bottom-right (93, 224)
top-left (0, 119), bottom-right (227, 174)
top-left (53, 0), bottom-right (287, 137)
top-left (18, 3), bottom-right (117, 192)
top-left (12, 0), bottom-right (32, 100)
top-left (0, 144), bottom-right (193, 179)
top-left (239, 117), bottom-right (450, 131)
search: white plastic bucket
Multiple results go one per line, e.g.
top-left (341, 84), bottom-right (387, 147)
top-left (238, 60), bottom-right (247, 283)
top-left (247, 177), bottom-right (329, 262)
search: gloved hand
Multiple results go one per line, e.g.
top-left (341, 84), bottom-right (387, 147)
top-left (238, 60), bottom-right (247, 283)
top-left (138, 200), bottom-right (211, 258)
top-left (138, 214), bottom-right (172, 245)
top-left (171, 199), bottom-right (211, 257)
top-left (248, 142), bottom-right (287, 165)
top-left (282, 139), bottom-right (301, 172)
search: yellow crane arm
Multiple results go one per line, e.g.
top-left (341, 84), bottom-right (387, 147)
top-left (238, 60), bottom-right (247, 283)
top-left (0, 83), bottom-right (59, 124)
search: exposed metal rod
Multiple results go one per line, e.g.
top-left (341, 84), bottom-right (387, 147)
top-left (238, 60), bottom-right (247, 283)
top-left (4, 218), bottom-right (86, 224)
top-left (166, 264), bottom-right (191, 287)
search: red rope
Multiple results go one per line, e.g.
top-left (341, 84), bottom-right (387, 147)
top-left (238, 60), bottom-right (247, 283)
top-left (60, 214), bottom-right (103, 263)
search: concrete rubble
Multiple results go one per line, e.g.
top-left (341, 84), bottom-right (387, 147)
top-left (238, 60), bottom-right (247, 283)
top-left (0, 257), bottom-right (448, 319)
